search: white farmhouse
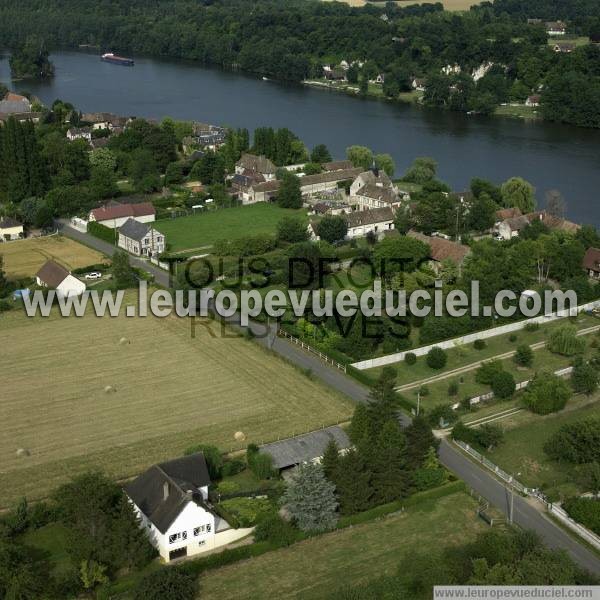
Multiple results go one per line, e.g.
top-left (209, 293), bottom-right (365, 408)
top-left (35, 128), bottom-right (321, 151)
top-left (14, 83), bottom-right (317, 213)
top-left (66, 127), bottom-right (93, 142)
top-left (0, 217), bottom-right (24, 241)
top-left (118, 218), bottom-right (165, 257)
top-left (345, 207), bottom-right (395, 239)
top-left (89, 201), bottom-right (156, 229)
top-left (35, 260), bottom-right (86, 298)
top-left (124, 453), bottom-right (253, 562)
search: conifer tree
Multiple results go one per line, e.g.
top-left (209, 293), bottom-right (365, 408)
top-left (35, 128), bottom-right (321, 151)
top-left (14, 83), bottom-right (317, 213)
top-left (334, 450), bottom-right (374, 515)
top-left (405, 415), bottom-right (438, 470)
top-left (321, 439), bottom-right (340, 480)
top-left (281, 462), bottom-right (338, 531)
top-left (370, 420), bottom-right (411, 503)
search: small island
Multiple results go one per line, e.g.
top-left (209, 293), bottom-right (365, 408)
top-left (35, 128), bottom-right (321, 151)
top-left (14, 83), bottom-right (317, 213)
top-left (9, 36), bottom-right (54, 80)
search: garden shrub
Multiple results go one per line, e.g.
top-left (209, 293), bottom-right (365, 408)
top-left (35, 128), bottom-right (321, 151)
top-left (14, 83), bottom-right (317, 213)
top-left (219, 497), bottom-right (273, 527)
top-left (473, 339), bottom-right (486, 350)
top-left (514, 344), bottom-right (533, 367)
top-left (405, 352), bottom-right (417, 365)
top-left (426, 347), bottom-right (447, 370)
top-left (524, 322), bottom-right (539, 332)
top-left (548, 325), bottom-right (585, 357)
top-left (562, 497), bottom-right (600, 535)
top-left (448, 381), bottom-right (459, 397)
top-left (544, 417), bottom-right (600, 463)
top-left (475, 360), bottom-right (504, 385)
top-left (491, 371), bottom-right (516, 399)
top-left (253, 514), bottom-right (299, 547)
top-left (221, 459), bottom-right (246, 477)
top-left (523, 372), bottom-right (570, 415)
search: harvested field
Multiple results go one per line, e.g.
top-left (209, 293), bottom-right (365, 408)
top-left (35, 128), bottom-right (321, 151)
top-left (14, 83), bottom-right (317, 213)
top-left (0, 235), bottom-right (106, 279)
top-left (0, 302), bottom-right (353, 506)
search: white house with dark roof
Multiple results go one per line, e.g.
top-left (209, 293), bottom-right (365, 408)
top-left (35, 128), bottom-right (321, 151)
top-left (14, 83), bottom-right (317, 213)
top-left (124, 453), bottom-right (253, 562)
top-left (66, 127), bottom-right (93, 142)
top-left (118, 218), bottom-right (165, 257)
top-left (345, 207), bottom-right (396, 239)
top-left (0, 217), bottom-right (24, 241)
top-left (35, 260), bottom-right (86, 298)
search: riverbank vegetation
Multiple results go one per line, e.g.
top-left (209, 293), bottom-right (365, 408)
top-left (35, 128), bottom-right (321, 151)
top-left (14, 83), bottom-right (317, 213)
top-left (1, 0), bottom-right (600, 126)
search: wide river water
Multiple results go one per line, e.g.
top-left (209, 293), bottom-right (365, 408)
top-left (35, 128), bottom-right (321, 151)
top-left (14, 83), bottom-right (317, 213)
top-left (1, 51), bottom-right (599, 225)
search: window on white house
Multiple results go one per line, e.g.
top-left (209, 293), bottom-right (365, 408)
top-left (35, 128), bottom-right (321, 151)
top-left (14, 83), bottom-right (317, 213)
top-left (199, 540), bottom-right (205, 546)
top-left (206, 524), bottom-right (212, 533)
top-left (193, 526), bottom-right (204, 536)
top-left (182, 531), bottom-right (188, 540)
top-left (168, 533), bottom-right (181, 544)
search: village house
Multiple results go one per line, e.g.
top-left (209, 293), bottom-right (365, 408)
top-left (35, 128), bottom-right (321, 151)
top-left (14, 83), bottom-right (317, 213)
top-left (545, 21), bottom-right (567, 35)
top-left (412, 78), bottom-right (427, 92)
top-left (323, 66), bottom-right (346, 81)
top-left (526, 210), bottom-right (580, 234)
top-left (495, 214), bottom-right (531, 240)
top-left (582, 247), bottom-right (600, 279)
top-left (0, 217), bottom-right (24, 241)
top-left (322, 160), bottom-right (354, 172)
top-left (235, 154), bottom-right (277, 181)
top-left (0, 92), bottom-right (32, 115)
top-left (350, 168), bottom-right (393, 197)
top-left (299, 168), bottom-right (362, 196)
top-left (118, 218), bottom-right (165, 257)
top-left (259, 426), bottom-right (351, 476)
top-left (553, 42), bottom-right (576, 53)
top-left (124, 453), bottom-right (252, 562)
top-left (350, 168), bottom-right (400, 210)
top-left (81, 112), bottom-right (130, 131)
top-left (308, 202), bottom-right (351, 217)
top-left (36, 260), bottom-right (86, 298)
top-left (244, 167), bottom-right (362, 204)
top-left (345, 207), bottom-right (395, 239)
top-left (408, 231), bottom-right (471, 274)
top-left (66, 127), bottom-right (92, 142)
top-left (526, 95), bottom-right (541, 107)
top-left (89, 201), bottom-right (156, 229)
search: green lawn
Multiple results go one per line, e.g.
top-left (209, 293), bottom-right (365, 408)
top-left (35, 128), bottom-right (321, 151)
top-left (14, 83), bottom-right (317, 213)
top-left (198, 489), bottom-right (485, 600)
top-left (366, 313), bottom-right (598, 386)
top-left (482, 392), bottom-right (600, 500)
top-left (494, 105), bottom-right (541, 120)
top-left (155, 204), bottom-right (307, 252)
top-left (410, 342), bottom-right (595, 411)
top-left (21, 523), bottom-right (72, 577)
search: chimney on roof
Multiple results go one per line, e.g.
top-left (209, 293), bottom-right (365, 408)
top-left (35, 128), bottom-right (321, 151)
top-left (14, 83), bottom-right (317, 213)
top-left (163, 481), bottom-right (169, 500)
top-left (371, 159), bottom-right (379, 178)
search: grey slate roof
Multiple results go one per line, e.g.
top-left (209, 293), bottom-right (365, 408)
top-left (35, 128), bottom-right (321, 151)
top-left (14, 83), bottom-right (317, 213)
top-left (119, 217), bottom-right (151, 241)
top-left (259, 426), bottom-right (351, 470)
top-left (0, 217), bottom-right (23, 229)
top-left (124, 453), bottom-right (212, 534)
top-left (345, 207), bottom-right (395, 228)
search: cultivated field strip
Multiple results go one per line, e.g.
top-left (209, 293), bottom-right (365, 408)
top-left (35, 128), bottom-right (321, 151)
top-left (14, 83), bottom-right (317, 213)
top-left (0, 306), bottom-right (353, 506)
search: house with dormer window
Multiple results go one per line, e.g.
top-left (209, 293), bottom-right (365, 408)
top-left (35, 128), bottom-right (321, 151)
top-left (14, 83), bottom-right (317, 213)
top-left (124, 452), bottom-right (253, 562)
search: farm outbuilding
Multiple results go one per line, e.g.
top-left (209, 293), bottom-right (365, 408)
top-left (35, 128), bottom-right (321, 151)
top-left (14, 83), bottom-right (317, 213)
top-left (259, 426), bottom-right (351, 472)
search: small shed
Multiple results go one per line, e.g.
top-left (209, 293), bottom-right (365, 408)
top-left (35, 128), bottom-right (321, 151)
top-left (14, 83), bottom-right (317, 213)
top-left (259, 426), bottom-right (351, 472)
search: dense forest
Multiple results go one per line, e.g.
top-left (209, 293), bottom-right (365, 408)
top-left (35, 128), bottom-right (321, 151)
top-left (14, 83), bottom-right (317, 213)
top-left (0, 0), bottom-right (600, 126)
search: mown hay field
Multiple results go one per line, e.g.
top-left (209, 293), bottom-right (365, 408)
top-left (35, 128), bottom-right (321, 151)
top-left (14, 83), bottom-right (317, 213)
top-left (1, 235), bottom-right (106, 279)
top-left (0, 303), bottom-right (353, 506)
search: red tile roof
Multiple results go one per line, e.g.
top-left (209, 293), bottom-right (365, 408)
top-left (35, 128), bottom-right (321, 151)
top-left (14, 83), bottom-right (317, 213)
top-left (90, 202), bottom-right (155, 222)
top-left (582, 247), bottom-right (600, 273)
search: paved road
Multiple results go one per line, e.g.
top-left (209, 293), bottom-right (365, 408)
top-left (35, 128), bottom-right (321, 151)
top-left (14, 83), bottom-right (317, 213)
top-left (57, 221), bottom-right (171, 286)
top-left (440, 440), bottom-right (600, 574)
top-left (59, 222), bottom-right (600, 574)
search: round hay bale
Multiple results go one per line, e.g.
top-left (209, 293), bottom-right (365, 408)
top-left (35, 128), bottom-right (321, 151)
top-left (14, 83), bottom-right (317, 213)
top-left (234, 431), bottom-right (246, 442)
top-left (119, 337), bottom-right (129, 345)
top-left (16, 448), bottom-right (30, 458)
top-left (104, 385), bottom-right (116, 394)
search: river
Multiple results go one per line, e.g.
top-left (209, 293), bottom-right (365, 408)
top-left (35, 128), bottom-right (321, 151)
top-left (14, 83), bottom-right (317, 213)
top-left (1, 50), bottom-right (599, 226)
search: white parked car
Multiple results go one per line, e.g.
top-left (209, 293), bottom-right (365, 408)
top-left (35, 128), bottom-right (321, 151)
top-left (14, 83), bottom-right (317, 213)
top-left (85, 272), bottom-right (102, 280)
